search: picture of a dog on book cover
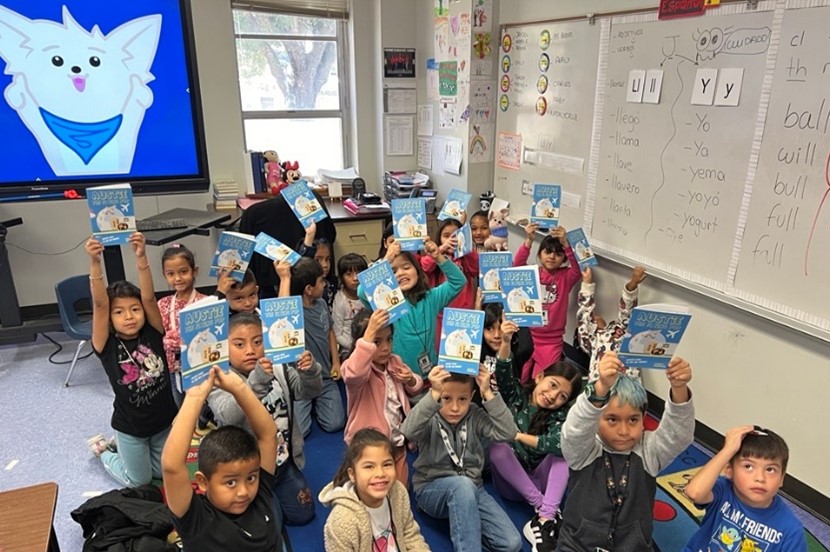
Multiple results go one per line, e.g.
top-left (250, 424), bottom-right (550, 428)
top-left (0, 5), bottom-right (160, 175)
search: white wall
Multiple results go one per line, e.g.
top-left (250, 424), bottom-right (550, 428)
top-left (502, 0), bottom-right (830, 499)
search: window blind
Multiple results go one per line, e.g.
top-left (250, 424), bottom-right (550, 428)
top-left (231, 0), bottom-right (348, 19)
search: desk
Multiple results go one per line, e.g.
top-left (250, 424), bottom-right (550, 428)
top-left (103, 208), bottom-right (232, 282)
top-left (322, 200), bottom-right (390, 261)
top-left (0, 482), bottom-right (60, 552)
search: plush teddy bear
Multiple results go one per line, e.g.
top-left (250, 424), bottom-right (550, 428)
top-left (484, 207), bottom-right (510, 251)
top-left (263, 150), bottom-right (286, 194)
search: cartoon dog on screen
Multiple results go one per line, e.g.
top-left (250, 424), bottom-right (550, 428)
top-left (0, 6), bottom-right (161, 176)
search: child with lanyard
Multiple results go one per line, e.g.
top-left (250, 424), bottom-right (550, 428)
top-left (85, 233), bottom-right (177, 487)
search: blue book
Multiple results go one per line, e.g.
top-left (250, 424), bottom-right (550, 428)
top-left (619, 304), bottom-right (692, 369)
top-left (452, 224), bottom-right (473, 259)
top-left (566, 228), bottom-right (599, 270)
top-left (86, 183), bottom-right (135, 246)
top-left (179, 297), bottom-right (229, 390)
top-left (254, 232), bottom-right (302, 266)
top-left (210, 231), bottom-right (256, 282)
top-left (438, 189), bottom-right (473, 221)
top-left (499, 265), bottom-right (545, 327)
top-left (357, 260), bottom-right (411, 325)
top-left (391, 198), bottom-right (428, 252)
top-left (439, 308), bottom-right (485, 375)
top-left (531, 184), bottom-right (562, 229)
top-left (260, 297), bottom-right (305, 364)
top-left (283, 180), bottom-right (328, 228)
top-left (479, 252), bottom-right (513, 304)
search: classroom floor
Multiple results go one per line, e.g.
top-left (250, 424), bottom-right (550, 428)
top-left (2, 334), bottom-right (829, 551)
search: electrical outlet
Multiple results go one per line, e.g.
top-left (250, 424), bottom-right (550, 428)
top-left (522, 180), bottom-right (533, 195)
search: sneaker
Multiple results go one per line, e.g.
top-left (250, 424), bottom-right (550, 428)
top-left (523, 514), bottom-right (558, 552)
top-left (87, 434), bottom-right (109, 458)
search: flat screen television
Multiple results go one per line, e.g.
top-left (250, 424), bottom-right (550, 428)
top-left (0, 0), bottom-right (208, 201)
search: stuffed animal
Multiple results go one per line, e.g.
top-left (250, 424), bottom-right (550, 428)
top-left (484, 207), bottom-right (509, 251)
top-left (281, 161), bottom-right (302, 186)
top-left (263, 150), bottom-right (286, 194)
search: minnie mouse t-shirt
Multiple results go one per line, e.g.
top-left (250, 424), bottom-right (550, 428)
top-left (96, 325), bottom-right (178, 437)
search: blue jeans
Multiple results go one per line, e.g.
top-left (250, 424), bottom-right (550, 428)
top-left (273, 457), bottom-right (315, 525)
top-left (100, 427), bottom-right (171, 488)
top-left (416, 475), bottom-right (522, 552)
top-left (294, 378), bottom-right (345, 437)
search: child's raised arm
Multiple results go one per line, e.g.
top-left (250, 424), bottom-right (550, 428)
top-left (86, 237), bottom-right (110, 353)
top-left (575, 268), bottom-right (598, 354)
top-left (619, 266), bottom-right (645, 326)
top-left (130, 232), bottom-right (163, 334)
top-left (684, 425), bottom-right (756, 505)
top-left (514, 222), bottom-right (540, 267)
top-left (275, 260), bottom-right (291, 298)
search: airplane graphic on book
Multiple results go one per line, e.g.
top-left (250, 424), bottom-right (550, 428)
top-left (290, 314), bottom-right (300, 325)
top-left (215, 322), bottom-right (225, 334)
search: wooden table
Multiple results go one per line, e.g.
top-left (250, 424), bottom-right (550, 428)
top-left (0, 482), bottom-right (60, 551)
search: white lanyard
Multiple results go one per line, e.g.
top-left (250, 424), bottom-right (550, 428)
top-left (438, 421), bottom-right (468, 470)
top-left (168, 288), bottom-right (197, 333)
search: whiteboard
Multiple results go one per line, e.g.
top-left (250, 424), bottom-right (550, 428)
top-left (493, 20), bottom-right (601, 232)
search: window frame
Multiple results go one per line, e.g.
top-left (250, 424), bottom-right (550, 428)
top-left (233, 10), bottom-right (352, 170)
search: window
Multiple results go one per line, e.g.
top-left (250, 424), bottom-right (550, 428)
top-left (233, 9), bottom-right (349, 175)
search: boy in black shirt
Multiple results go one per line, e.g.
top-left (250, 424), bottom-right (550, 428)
top-left (162, 366), bottom-right (282, 551)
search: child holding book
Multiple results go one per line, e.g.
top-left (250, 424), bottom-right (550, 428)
top-left (297, 221), bottom-right (338, 308)
top-left (216, 268), bottom-right (260, 315)
top-left (360, 238), bottom-right (465, 384)
top-left (401, 365), bottom-right (522, 552)
top-left (558, 350), bottom-right (695, 551)
top-left (319, 428), bottom-right (430, 552)
top-left (85, 233), bottom-right (177, 488)
top-left (341, 309), bottom-right (423, 486)
top-left (157, 244), bottom-right (206, 406)
top-left (489, 318), bottom-right (582, 552)
top-left (162, 366), bottom-right (284, 550)
top-left (683, 426), bottom-right (807, 552)
top-left (332, 253), bottom-right (368, 362)
top-left (514, 223), bottom-right (581, 382)
top-left (470, 210), bottom-right (492, 252)
top-left (207, 311), bottom-right (322, 526)
top-left (376, 222), bottom-right (395, 262)
top-left (476, 293), bottom-right (534, 392)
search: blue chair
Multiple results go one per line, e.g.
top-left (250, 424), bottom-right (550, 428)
top-left (54, 275), bottom-right (93, 387)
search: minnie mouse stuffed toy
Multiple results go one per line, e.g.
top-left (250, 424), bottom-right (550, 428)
top-left (281, 161), bottom-right (301, 186)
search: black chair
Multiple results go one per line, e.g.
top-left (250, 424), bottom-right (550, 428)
top-left (54, 275), bottom-right (93, 386)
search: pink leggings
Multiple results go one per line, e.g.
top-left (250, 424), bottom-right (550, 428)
top-left (488, 442), bottom-right (569, 520)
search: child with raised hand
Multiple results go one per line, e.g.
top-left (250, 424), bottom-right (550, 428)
top-left (216, 268), bottom-right (260, 315)
top-left (683, 426), bottom-right (806, 552)
top-left (421, 217), bottom-right (480, 350)
top-left (476, 291), bottom-right (534, 392)
top-left (341, 309), bottom-right (423, 486)
top-left (488, 317), bottom-right (582, 552)
top-left (401, 365), bottom-right (522, 552)
top-left (157, 244), bottom-right (206, 406)
top-left (332, 253), bottom-right (368, 362)
top-left (576, 265), bottom-right (646, 381)
top-left (558, 351), bottom-right (695, 551)
top-left (514, 223), bottom-right (581, 382)
top-left (375, 222), bottom-right (395, 262)
top-left (361, 237), bottom-right (465, 386)
top-left (470, 210), bottom-right (492, 252)
top-left (297, 221), bottom-right (337, 308)
top-left (85, 233), bottom-right (177, 488)
top-left (319, 428), bottom-right (431, 552)
top-left (162, 366), bottom-right (284, 551)
top-left (207, 311), bottom-right (322, 526)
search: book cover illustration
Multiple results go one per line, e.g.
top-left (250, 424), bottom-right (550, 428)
top-left (179, 297), bottom-right (229, 390)
top-left (209, 231), bottom-right (257, 282)
top-left (391, 198), bottom-right (428, 252)
top-left (260, 297), bottom-right (305, 364)
top-left (283, 180), bottom-right (328, 229)
top-left (619, 305), bottom-right (692, 369)
top-left (439, 308), bottom-right (485, 375)
top-left (479, 252), bottom-right (513, 304)
top-left (499, 265), bottom-right (545, 327)
top-left (437, 189), bottom-right (473, 221)
top-left (254, 232), bottom-right (302, 266)
top-left (452, 224), bottom-right (473, 259)
top-left (566, 227), bottom-right (598, 270)
top-left (357, 260), bottom-right (411, 325)
top-left (87, 183), bottom-right (135, 246)
top-left (530, 184), bottom-right (562, 230)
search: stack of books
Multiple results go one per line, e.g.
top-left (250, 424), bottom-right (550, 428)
top-left (213, 180), bottom-right (238, 211)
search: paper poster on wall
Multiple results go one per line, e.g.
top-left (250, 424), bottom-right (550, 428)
top-left (385, 116), bottom-right (414, 156)
top-left (432, 136), bottom-right (446, 173)
top-left (434, 17), bottom-right (450, 62)
top-left (383, 48), bottom-right (416, 78)
top-left (457, 77), bottom-right (470, 105)
top-left (469, 123), bottom-right (494, 163)
top-left (444, 137), bottom-right (464, 175)
top-left (417, 105), bottom-right (434, 136)
top-left (471, 81), bottom-right (495, 123)
top-left (448, 15), bottom-right (460, 59)
top-left (417, 137), bottom-right (432, 169)
top-left (439, 61), bottom-right (458, 96)
top-left (497, 131), bottom-right (522, 170)
top-left (434, 0), bottom-right (449, 16)
top-left (458, 13), bottom-right (472, 61)
top-left (439, 97), bottom-right (457, 129)
top-left (472, 59), bottom-right (493, 77)
top-left (385, 87), bottom-right (417, 114)
top-left (426, 58), bottom-right (439, 101)
top-left (472, 0), bottom-right (492, 32)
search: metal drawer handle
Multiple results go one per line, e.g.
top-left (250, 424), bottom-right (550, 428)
top-left (349, 233), bottom-right (369, 242)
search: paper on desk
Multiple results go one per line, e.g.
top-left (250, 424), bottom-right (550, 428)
top-left (318, 168), bottom-right (360, 181)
